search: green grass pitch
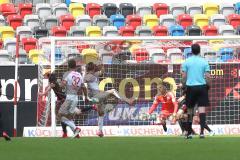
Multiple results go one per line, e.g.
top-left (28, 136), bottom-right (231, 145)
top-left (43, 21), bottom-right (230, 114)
top-left (0, 136), bottom-right (239, 160)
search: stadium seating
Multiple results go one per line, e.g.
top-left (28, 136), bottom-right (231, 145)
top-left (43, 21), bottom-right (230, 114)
top-left (210, 14), bottom-right (226, 28)
top-left (7, 14), bottom-right (23, 30)
top-left (136, 4), bottom-right (152, 17)
top-left (51, 26), bottom-right (67, 37)
top-left (22, 37), bottom-right (37, 53)
top-left (186, 25), bottom-right (201, 36)
top-left (75, 15), bottom-right (91, 29)
top-left (219, 3), bottom-right (235, 17)
top-left (183, 47), bottom-right (192, 59)
top-left (235, 2), bottom-right (240, 14)
top-left (93, 15), bottom-right (110, 29)
top-left (0, 0), bottom-right (9, 4)
top-left (194, 14), bottom-right (209, 29)
top-left (110, 14), bottom-right (125, 29)
top-left (0, 15), bottom-right (5, 26)
top-left (186, 4), bottom-right (202, 17)
top-left (119, 26), bottom-right (135, 36)
top-left (17, 48), bottom-right (28, 64)
top-left (102, 3), bottom-right (118, 18)
top-left (203, 3), bottom-right (219, 18)
top-left (0, 3), bottom-right (16, 17)
top-left (169, 25), bottom-right (184, 36)
top-left (28, 49), bottom-right (43, 64)
top-left (43, 15), bottom-right (58, 31)
top-left (160, 14), bottom-right (175, 28)
top-left (203, 47), bottom-right (217, 62)
top-left (202, 25), bottom-right (218, 36)
top-left (152, 25), bottom-right (168, 36)
top-left (112, 51), bottom-right (132, 64)
top-left (69, 3), bottom-right (85, 18)
top-left (119, 3), bottom-right (135, 18)
top-left (177, 14), bottom-right (193, 29)
top-left (103, 26), bottom-right (118, 36)
top-left (167, 48), bottom-right (183, 63)
top-left (86, 3), bottom-right (101, 18)
top-left (24, 15), bottom-right (40, 30)
top-left (4, 38), bottom-right (16, 55)
top-left (153, 3), bottom-right (169, 18)
top-left (69, 26), bottom-right (85, 37)
top-left (236, 26), bottom-right (240, 35)
top-left (218, 25), bottom-right (235, 35)
top-left (99, 48), bottom-right (113, 64)
top-left (135, 26), bottom-right (152, 36)
top-left (53, 3), bottom-right (68, 18)
top-left (86, 26), bottom-right (101, 37)
top-left (126, 15), bottom-right (142, 30)
top-left (33, 26), bottom-right (48, 39)
top-left (18, 3), bottom-right (33, 18)
top-left (170, 3), bottom-right (186, 17)
top-left (132, 48), bottom-right (149, 62)
top-left (36, 3), bottom-right (51, 19)
top-left (59, 14), bottom-right (75, 30)
top-left (143, 14), bottom-right (159, 29)
top-left (0, 49), bottom-right (12, 64)
top-left (148, 48), bottom-right (166, 63)
top-left (82, 48), bottom-right (98, 64)
top-left (228, 14), bottom-right (240, 29)
top-left (0, 26), bottom-right (14, 40)
top-left (218, 48), bottom-right (234, 62)
top-left (16, 26), bottom-right (32, 40)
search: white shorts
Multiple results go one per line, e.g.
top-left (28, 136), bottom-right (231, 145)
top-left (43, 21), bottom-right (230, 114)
top-left (58, 99), bottom-right (78, 115)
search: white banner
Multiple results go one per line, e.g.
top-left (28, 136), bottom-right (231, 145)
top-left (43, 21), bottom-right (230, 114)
top-left (23, 125), bottom-right (240, 137)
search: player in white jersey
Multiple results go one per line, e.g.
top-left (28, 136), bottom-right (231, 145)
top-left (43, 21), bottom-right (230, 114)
top-left (84, 62), bottom-right (134, 137)
top-left (58, 59), bottom-right (89, 138)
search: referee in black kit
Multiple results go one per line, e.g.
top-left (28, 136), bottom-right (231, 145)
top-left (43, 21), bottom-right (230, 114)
top-left (0, 81), bottom-right (11, 141)
top-left (181, 43), bottom-right (211, 139)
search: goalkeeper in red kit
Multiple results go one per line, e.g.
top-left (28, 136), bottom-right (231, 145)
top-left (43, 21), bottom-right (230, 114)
top-left (148, 81), bottom-right (178, 132)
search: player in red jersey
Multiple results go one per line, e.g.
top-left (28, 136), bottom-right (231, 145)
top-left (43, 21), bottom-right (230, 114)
top-left (148, 81), bottom-right (178, 132)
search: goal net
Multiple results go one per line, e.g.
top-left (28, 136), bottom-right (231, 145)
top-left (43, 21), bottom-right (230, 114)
top-left (37, 36), bottom-right (240, 136)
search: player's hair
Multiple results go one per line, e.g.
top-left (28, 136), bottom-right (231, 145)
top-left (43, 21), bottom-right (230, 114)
top-left (162, 81), bottom-right (171, 91)
top-left (86, 62), bottom-right (95, 72)
top-left (48, 73), bottom-right (63, 96)
top-left (191, 43), bottom-right (200, 55)
top-left (68, 59), bottom-right (76, 69)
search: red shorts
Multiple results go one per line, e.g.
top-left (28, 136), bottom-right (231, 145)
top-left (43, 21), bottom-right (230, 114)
top-left (160, 110), bottom-right (173, 119)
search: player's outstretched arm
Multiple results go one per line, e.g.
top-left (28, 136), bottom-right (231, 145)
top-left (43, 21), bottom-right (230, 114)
top-left (81, 84), bottom-right (90, 103)
top-left (38, 85), bottom-right (51, 96)
top-left (148, 97), bottom-right (159, 114)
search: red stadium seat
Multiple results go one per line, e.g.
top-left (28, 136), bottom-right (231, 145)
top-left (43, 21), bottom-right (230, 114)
top-left (228, 14), bottom-right (240, 29)
top-left (153, 3), bottom-right (169, 17)
top-left (202, 25), bottom-right (218, 36)
top-left (7, 14), bottom-right (22, 30)
top-left (126, 15), bottom-right (142, 30)
top-left (0, 3), bottom-right (16, 17)
top-left (22, 37), bottom-right (37, 53)
top-left (51, 26), bottom-right (67, 37)
top-left (86, 3), bottom-right (101, 18)
top-left (60, 14), bottom-right (75, 30)
top-left (18, 3), bottom-right (32, 19)
top-left (119, 26), bottom-right (135, 36)
top-left (132, 48), bottom-right (149, 62)
top-left (153, 25), bottom-right (168, 36)
top-left (177, 14), bottom-right (193, 29)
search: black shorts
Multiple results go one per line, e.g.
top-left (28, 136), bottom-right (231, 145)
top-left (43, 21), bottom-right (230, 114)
top-left (186, 85), bottom-right (209, 108)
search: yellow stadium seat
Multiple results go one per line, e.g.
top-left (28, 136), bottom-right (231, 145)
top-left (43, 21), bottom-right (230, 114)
top-left (203, 3), bottom-right (219, 18)
top-left (0, 0), bottom-right (9, 4)
top-left (129, 44), bottom-right (140, 53)
top-left (28, 49), bottom-right (43, 64)
top-left (0, 26), bottom-right (14, 41)
top-left (82, 48), bottom-right (98, 64)
top-left (69, 3), bottom-right (85, 18)
top-left (193, 14), bottom-right (209, 29)
top-left (86, 26), bottom-right (101, 37)
top-left (143, 14), bottom-right (159, 29)
top-left (209, 40), bottom-right (224, 51)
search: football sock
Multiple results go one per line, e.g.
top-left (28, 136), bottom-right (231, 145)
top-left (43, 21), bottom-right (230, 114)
top-left (204, 123), bottom-right (212, 132)
top-left (98, 116), bottom-right (104, 131)
top-left (199, 113), bottom-right (206, 135)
